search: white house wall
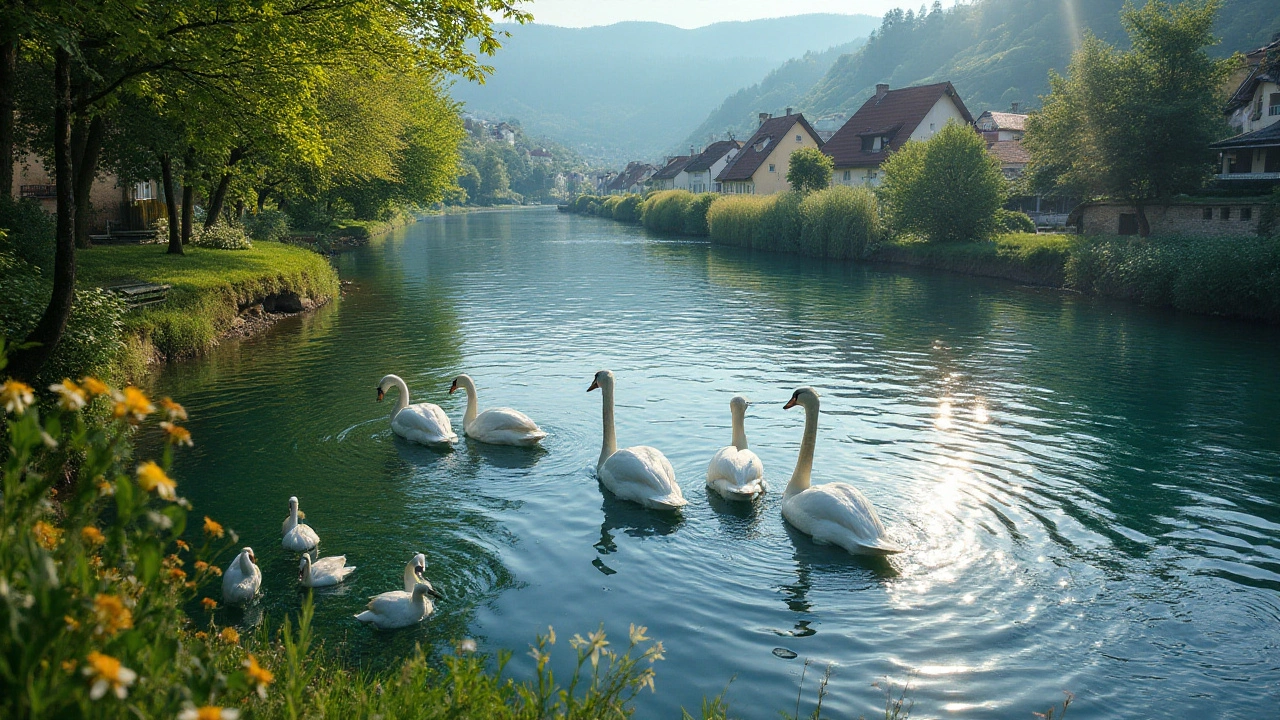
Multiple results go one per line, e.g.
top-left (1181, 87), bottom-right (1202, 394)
top-left (909, 96), bottom-right (970, 141)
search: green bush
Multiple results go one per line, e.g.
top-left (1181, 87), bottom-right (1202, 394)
top-left (0, 196), bottom-right (56, 270)
top-left (682, 193), bottom-right (717, 237)
top-left (641, 190), bottom-right (693, 233)
top-left (754, 191), bottom-right (804, 253)
top-left (996, 209), bottom-right (1038, 234)
top-left (786, 147), bottom-right (834, 195)
top-left (245, 210), bottom-right (292, 242)
top-left (799, 185), bottom-right (881, 260)
top-left (192, 223), bottom-right (253, 250)
top-left (707, 195), bottom-right (770, 248)
top-left (572, 194), bottom-right (598, 213)
top-left (612, 195), bottom-right (643, 223)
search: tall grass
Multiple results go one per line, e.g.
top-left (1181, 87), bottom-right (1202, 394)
top-left (708, 190), bottom-right (874, 259)
top-left (641, 190), bottom-right (692, 234)
top-left (707, 195), bottom-right (770, 248)
top-left (683, 193), bottom-right (717, 236)
top-left (799, 186), bottom-right (880, 260)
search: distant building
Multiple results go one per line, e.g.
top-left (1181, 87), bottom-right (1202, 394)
top-left (530, 148), bottom-right (554, 164)
top-left (492, 122), bottom-right (517, 145)
top-left (987, 139), bottom-right (1030, 180)
top-left (823, 82), bottom-right (974, 187)
top-left (11, 153), bottom-right (161, 234)
top-left (650, 155), bottom-right (693, 191)
top-left (685, 140), bottom-right (741, 193)
top-left (715, 110), bottom-right (823, 194)
top-left (975, 107), bottom-right (1027, 142)
top-left (607, 162), bottom-right (657, 195)
top-left (1210, 37), bottom-right (1280, 184)
top-left (1071, 198), bottom-right (1268, 237)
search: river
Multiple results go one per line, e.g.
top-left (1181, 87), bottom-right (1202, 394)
top-left (152, 208), bottom-right (1280, 718)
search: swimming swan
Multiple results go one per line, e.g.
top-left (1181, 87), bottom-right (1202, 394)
top-left (222, 547), bottom-right (261, 605)
top-left (781, 388), bottom-right (902, 555)
top-left (299, 554), bottom-right (356, 588)
top-left (281, 496), bottom-right (319, 552)
top-left (588, 370), bottom-right (686, 510)
top-left (354, 557), bottom-right (442, 630)
top-left (449, 374), bottom-right (547, 446)
top-left (706, 395), bottom-right (766, 501)
top-left (377, 374), bottom-right (457, 445)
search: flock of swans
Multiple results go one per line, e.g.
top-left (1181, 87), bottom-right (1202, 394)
top-left (219, 369), bottom-right (901, 630)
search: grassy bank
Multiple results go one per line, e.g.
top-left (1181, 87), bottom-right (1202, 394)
top-left (871, 233), bottom-right (1073, 286)
top-left (77, 242), bottom-right (340, 362)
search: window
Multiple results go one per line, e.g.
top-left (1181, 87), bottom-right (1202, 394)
top-left (1202, 207), bottom-right (1213, 220)
top-left (930, 122), bottom-right (936, 132)
top-left (1118, 214), bottom-right (1139, 235)
top-left (1241, 207), bottom-right (1253, 221)
top-left (1271, 93), bottom-right (1280, 116)
top-left (1220, 207), bottom-right (1231, 221)
top-left (842, 170), bottom-right (851, 182)
top-left (795, 134), bottom-right (802, 143)
top-left (768, 164), bottom-right (775, 173)
top-left (133, 182), bottom-right (154, 201)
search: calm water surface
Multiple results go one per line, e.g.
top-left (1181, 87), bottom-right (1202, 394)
top-left (152, 209), bottom-right (1280, 718)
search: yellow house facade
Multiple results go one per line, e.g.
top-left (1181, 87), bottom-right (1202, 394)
top-left (715, 111), bottom-right (823, 194)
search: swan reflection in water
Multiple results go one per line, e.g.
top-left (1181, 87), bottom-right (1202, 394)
top-left (776, 521), bottom-right (898, 637)
top-left (592, 490), bottom-right (684, 576)
top-left (459, 436), bottom-right (548, 471)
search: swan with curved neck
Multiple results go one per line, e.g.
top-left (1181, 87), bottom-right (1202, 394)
top-left (588, 370), bottom-right (686, 510)
top-left (448, 374), bottom-right (547, 446)
top-left (781, 388), bottom-right (901, 555)
top-left (222, 547), bottom-right (261, 604)
top-left (377, 374), bottom-right (457, 445)
top-left (299, 553), bottom-right (356, 588)
top-left (354, 581), bottom-right (441, 629)
top-left (282, 496), bottom-right (319, 552)
top-left (706, 395), bottom-right (766, 500)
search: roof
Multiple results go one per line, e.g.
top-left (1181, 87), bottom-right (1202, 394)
top-left (1225, 39), bottom-right (1280, 114)
top-left (977, 111), bottom-right (1027, 131)
top-left (987, 139), bottom-right (1029, 165)
top-left (1209, 120), bottom-right (1280, 150)
top-left (715, 114), bottom-right (822, 182)
top-left (685, 140), bottom-right (742, 173)
top-left (529, 148), bottom-right (553, 157)
top-left (822, 82), bottom-right (974, 168)
top-left (651, 155), bottom-right (692, 180)
top-left (608, 161), bottom-right (656, 191)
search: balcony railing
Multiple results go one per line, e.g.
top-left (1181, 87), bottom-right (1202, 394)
top-left (19, 184), bottom-right (56, 199)
top-left (1216, 172), bottom-right (1280, 180)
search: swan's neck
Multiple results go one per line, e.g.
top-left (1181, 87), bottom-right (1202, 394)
top-left (239, 552), bottom-right (255, 576)
top-left (598, 383), bottom-right (617, 471)
top-left (301, 560), bottom-right (311, 582)
top-left (287, 505), bottom-right (299, 530)
top-left (731, 407), bottom-right (748, 451)
top-left (785, 402), bottom-right (818, 498)
top-left (404, 566), bottom-right (417, 593)
top-left (459, 377), bottom-right (478, 427)
top-left (391, 376), bottom-right (410, 416)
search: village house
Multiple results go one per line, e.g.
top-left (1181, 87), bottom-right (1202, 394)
top-left (1210, 37), bottom-right (1280, 183)
top-left (684, 140), bottom-right (741, 193)
top-left (1071, 198), bottom-right (1269, 237)
top-left (607, 161), bottom-right (657, 195)
top-left (715, 110), bottom-right (822, 194)
top-left (529, 148), bottom-right (553, 164)
top-left (650, 154), bottom-right (693, 191)
top-left (975, 106), bottom-right (1026, 141)
top-left (492, 122), bottom-right (517, 146)
top-left (823, 82), bottom-right (974, 187)
top-left (11, 153), bottom-right (162, 236)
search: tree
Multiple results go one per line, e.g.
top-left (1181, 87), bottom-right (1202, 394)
top-left (787, 147), bottom-right (834, 194)
top-left (1023, 0), bottom-right (1234, 236)
top-left (879, 120), bottom-right (1006, 242)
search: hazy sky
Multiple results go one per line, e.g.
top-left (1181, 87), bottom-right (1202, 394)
top-left (512, 0), bottom-right (955, 29)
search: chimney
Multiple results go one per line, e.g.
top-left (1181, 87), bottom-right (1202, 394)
top-left (785, 106), bottom-right (793, 116)
top-left (690, 146), bottom-right (696, 157)
top-left (1010, 101), bottom-right (1021, 113)
top-left (875, 83), bottom-right (889, 99)
top-left (758, 112), bottom-right (771, 127)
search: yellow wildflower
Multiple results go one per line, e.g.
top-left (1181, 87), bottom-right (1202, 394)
top-left (220, 627), bottom-right (239, 644)
top-left (194, 631), bottom-right (208, 640)
top-left (160, 397), bottom-right (188, 421)
top-left (202, 516), bottom-right (224, 539)
top-left (136, 461), bottom-right (177, 500)
top-left (33, 521), bottom-right (63, 550)
top-left (165, 553), bottom-right (184, 567)
top-left (194, 560), bottom-right (209, 572)
top-left (92, 594), bottom-right (133, 637)
top-left (97, 479), bottom-right (115, 497)
top-left (65, 615), bottom-right (81, 631)
top-left (244, 654), bottom-right (274, 698)
top-left (176, 539), bottom-right (190, 552)
top-left (61, 659), bottom-right (77, 673)
top-left (179, 706), bottom-right (240, 720)
top-left (168, 567), bottom-right (187, 582)
top-left (111, 386), bottom-right (154, 423)
top-left (629, 624), bottom-right (649, 645)
top-left (79, 376), bottom-right (110, 397)
top-left (1, 379), bottom-right (34, 415)
top-left (50, 378), bottom-right (87, 410)
top-left (202, 598), bottom-right (218, 611)
top-left (160, 421), bottom-right (193, 446)
top-left (81, 526), bottom-right (106, 546)
top-left (83, 651), bottom-right (136, 700)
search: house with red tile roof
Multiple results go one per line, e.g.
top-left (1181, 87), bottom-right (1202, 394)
top-left (975, 109), bottom-right (1027, 142)
top-left (823, 82), bottom-right (974, 187)
top-left (714, 111), bottom-right (823, 194)
top-left (685, 140), bottom-right (741, 193)
top-left (651, 155), bottom-right (693, 191)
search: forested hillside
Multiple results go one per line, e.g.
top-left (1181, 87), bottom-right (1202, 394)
top-left (689, 0), bottom-right (1280, 143)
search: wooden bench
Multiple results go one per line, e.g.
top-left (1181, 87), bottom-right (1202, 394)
top-left (106, 282), bottom-right (170, 309)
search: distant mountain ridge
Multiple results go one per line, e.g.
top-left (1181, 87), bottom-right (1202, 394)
top-left (447, 14), bottom-right (879, 164)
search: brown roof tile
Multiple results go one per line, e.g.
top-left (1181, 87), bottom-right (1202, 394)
top-left (823, 82), bottom-right (974, 169)
top-left (652, 156), bottom-right (692, 180)
top-left (716, 114), bottom-right (822, 183)
top-left (977, 111), bottom-right (1027, 131)
top-left (987, 139), bottom-right (1029, 164)
top-left (685, 140), bottom-right (742, 173)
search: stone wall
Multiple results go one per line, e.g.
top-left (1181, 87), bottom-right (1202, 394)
top-left (1078, 201), bottom-right (1265, 237)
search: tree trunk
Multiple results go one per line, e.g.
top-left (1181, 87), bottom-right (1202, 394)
top-left (257, 190), bottom-right (267, 213)
top-left (159, 152), bottom-right (182, 255)
top-left (71, 114), bottom-right (103, 249)
top-left (0, 38), bottom-right (16, 198)
top-left (202, 148), bottom-right (244, 229)
top-left (180, 148), bottom-right (195, 243)
top-left (1134, 202), bottom-right (1150, 238)
top-left (9, 48), bottom-right (75, 381)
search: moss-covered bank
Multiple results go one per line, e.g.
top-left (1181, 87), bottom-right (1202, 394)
top-left (77, 242), bottom-right (340, 363)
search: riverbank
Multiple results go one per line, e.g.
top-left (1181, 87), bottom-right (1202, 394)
top-left (77, 242), bottom-right (340, 368)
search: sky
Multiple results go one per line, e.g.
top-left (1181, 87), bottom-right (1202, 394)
top-left (510, 0), bottom-right (956, 29)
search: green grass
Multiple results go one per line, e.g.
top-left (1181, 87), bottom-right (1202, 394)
top-left (77, 242), bottom-right (340, 360)
top-left (871, 232), bottom-right (1076, 286)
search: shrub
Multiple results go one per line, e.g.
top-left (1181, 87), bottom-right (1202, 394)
top-left (799, 185), bottom-right (880, 260)
top-left (996, 209), bottom-right (1037, 234)
top-left (244, 209), bottom-right (292, 242)
top-left (787, 147), bottom-right (834, 195)
top-left (612, 195), bottom-right (643, 223)
top-left (192, 223), bottom-right (253, 250)
top-left (572, 194), bottom-right (597, 213)
top-left (879, 120), bottom-right (1007, 242)
top-left (754, 191), bottom-right (804, 252)
top-left (0, 196), bottom-right (56, 270)
top-left (641, 190), bottom-right (693, 234)
top-left (707, 195), bottom-right (770, 248)
top-left (682, 193), bottom-right (717, 237)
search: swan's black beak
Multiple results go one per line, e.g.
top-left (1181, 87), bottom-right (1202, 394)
top-left (587, 379), bottom-right (599, 392)
top-left (427, 585), bottom-right (443, 600)
top-left (449, 379), bottom-right (458, 394)
top-left (376, 387), bottom-right (385, 402)
top-left (783, 397), bottom-right (798, 410)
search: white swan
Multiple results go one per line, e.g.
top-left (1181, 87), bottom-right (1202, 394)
top-left (354, 582), bottom-right (439, 629)
top-left (401, 553), bottom-right (428, 592)
top-left (378, 374), bottom-right (457, 445)
top-left (281, 496), bottom-right (319, 552)
top-left (706, 395), bottom-right (766, 501)
top-left (781, 388), bottom-right (902, 555)
top-left (449, 374), bottom-right (547, 446)
top-left (299, 554), bottom-right (356, 588)
top-left (588, 370), bottom-right (686, 510)
top-left (222, 547), bottom-right (262, 605)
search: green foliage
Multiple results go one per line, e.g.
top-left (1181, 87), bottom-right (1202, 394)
top-left (0, 197), bottom-right (56, 271)
top-left (879, 121), bottom-right (1007, 243)
top-left (192, 223), bottom-right (253, 251)
top-left (682, 193), bottom-right (718, 237)
top-left (641, 190), bottom-right (694, 234)
top-left (245, 210), bottom-right (292, 243)
top-left (1023, 0), bottom-right (1234, 228)
top-left (707, 195), bottom-right (771, 248)
top-left (798, 185), bottom-right (880, 259)
top-left (873, 232), bottom-right (1074, 286)
top-left (995, 208), bottom-right (1038, 234)
top-left (786, 147), bottom-right (834, 195)
top-left (754, 192), bottom-right (805, 252)
top-left (611, 195), bottom-right (643, 223)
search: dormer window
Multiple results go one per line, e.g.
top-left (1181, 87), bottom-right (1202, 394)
top-left (753, 138), bottom-right (770, 153)
top-left (860, 136), bottom-right (886, 153)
